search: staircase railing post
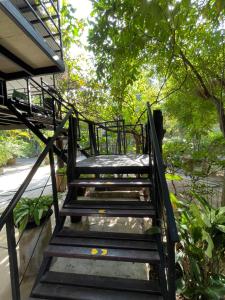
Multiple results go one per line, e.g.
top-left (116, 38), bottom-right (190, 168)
top-left (141, 124), bottom-right (144, 154)
top-left (168, 237), bottom-right (176, 300)
top-left (67, 116), bottom-right (77, 184)
top-left (26, 78), bottom-right (32, 114)
top-left (52, 97), bottom-right (56, 131)
top-left (117, 120), bottom-right (122, 155)
top-left (67, 116), bottom-right (82, 223)
top-left (153, 110), bottom-right (164, 153)
top-left (88, 122), bottom-right (98, 156)
top-left (6, 213), bottom-right (21, 300)
top-left (49, 146), bottom-right (60, 226)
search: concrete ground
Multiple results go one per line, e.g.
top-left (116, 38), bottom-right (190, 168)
top-left (0, 158), bottom-right (52, 300)
top-left (0, 158), bottom-right (52, 214)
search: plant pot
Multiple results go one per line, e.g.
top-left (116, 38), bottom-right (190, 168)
top-left (18, 212), bottom-right (52, 277)
top-left (7, 157), bottom-right (16, 166)
top-left (56, 173), bottom-right (67, 192)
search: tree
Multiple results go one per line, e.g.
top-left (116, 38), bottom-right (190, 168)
top-left (89, 0), bottom-right (225, 136)
top-left (89, 0), bottom-right (225, 202)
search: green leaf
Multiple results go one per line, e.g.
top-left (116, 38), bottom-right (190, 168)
top-left (216, 225), bottom-right (225, 233)
top-left (189, 257), bottom-right (201, 281)
top-left (202, 230), bottom-right (214, 258)
top-left (18, 215), bottom-right (29, 232)
top-left (166, 173), bottom-right (183, 181)
top-left (33, 209), bottom-right (40, 226)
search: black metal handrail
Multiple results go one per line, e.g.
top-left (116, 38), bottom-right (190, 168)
top-left (147, 102), bottom-right (178, 242)
top-left (147, 102), bottom-right (178, 300)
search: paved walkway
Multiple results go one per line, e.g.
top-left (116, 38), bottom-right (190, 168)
top-left (0, 158), bottom-right (52, 214)
top-left (0, 157), bottom-right (52, 299)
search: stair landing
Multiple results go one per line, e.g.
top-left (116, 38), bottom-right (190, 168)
top-left (76, 154), bottom-right (150, 174)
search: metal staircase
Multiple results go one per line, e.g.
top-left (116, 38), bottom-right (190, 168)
top-left (28, 104), bottom-right (178, 300)
top-left (0, 67), bottom-right (179, 299)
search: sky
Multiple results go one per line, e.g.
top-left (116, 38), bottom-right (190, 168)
top-left (71, 0), bottom-right (92, 19)
top-left (68, 0), bottom-right (93, 58)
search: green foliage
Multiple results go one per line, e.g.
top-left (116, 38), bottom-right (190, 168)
top-left (61, 0), bottom-right (84, 52)
top-left (163, 132), bottom-right (225, 178)
top-left (172, 192), bottom-right (225, 299)
top-left (89, 0), bottom-right (225, 137)
top-left (0, 143), bottom-right (13, 167)
top-left (0, 130), bottom-right (41, 164)
top-left (13, 196), bottom-right (53, 232)
top-left (56, 166), bottom-right (67, 175)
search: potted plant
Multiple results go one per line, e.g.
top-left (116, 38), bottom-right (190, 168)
top-left (13, 195), bottom-right (53, 277)
top-left (56, 167), bottom-right (67, 192)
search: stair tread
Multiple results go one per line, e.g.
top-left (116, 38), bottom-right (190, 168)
top-left (52, 229), bottom-right (158, 250)
top-left (31, 271), bottom-right (162, 300)
top-left (75, 165), bottom-right (150, 174)
top-left (64, 200), bottom-right (153, 209)
top-left (60, 207), bottom-right (155, 217)
top-left (58, 228), bottom-right (157, 241)
top-left (69, 178), bottom-right (152, 187)
top-left (45, 241), bottom-right (160, 263)
top-left (60, 199), bottom-right (155, 217)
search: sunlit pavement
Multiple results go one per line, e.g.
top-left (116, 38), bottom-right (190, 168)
top-left (0, 158), bottom-right (52, 214)
top-left (0, 158), bottom-right (52, 300)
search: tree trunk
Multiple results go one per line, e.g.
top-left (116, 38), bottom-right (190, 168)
top-left (134, 134), bottom-right (141, 154)
top-left (180, 50), bottom-right (225, 207)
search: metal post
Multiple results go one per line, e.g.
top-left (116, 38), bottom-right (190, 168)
top-left (26, 78), bottom-right (32, 113)
top-left (105, 127), bottom-right (109, 154)
top-left (141, 124), bottom-right (144, 154)
top-left (122, 120), bottom-right (126, 154)
top-left (52, 98), bottom-right (56, 131)
top-left (96, 127), bottom-right (100, 154)
top-left (6, 214), bottom-right (21, 300)
top-left (67, 116), bottom-right (77, 183)
top-left (40, 77), bottom-right (44, 107)
top-left (167, 238), bottom-right (176, 300)
top-left (153, 110), bottom-right (164, 153)
top-left (89, 123), bottom-right (98, 156)
top-left (67, 116), bottom-right (81, 222)
top-left (49, 147), bottom-right (60, 226)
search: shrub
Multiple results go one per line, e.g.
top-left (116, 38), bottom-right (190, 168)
top-left (13, 195), bottom-right (53, 232)
top-left (172, 192), bottom-right (225, 299)
top-left (0, 143), bottom-right (13, 167)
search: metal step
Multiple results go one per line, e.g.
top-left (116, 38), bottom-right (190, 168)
top-left (76, 165), bottom-right (150, 174)
top-left (69, 178), bottom-right (152, 188)
top-left (44, 230), bottom-right (160, 263)
top-left (60, 200), bottom-right (155, 218)
top-left (31, 271), bottom-right (163, 299)
top-left (53, 228), bottom-right (158, 250)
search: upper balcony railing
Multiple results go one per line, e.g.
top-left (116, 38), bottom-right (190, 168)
top-left (10, 0), bottom-right (63, 60)
top-left (0, 0), bottom-right (65, 80)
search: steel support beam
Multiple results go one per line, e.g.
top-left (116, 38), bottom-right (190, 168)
top-left (0, 45), bottom-right (33, 76)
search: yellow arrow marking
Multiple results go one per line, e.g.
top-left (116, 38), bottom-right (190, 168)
top-left (98, 209), bottom-right (106, 214)
top-left (91, 248), bottom-right (98, 255)
top-left (101, 249), bottom-right (108, 256)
